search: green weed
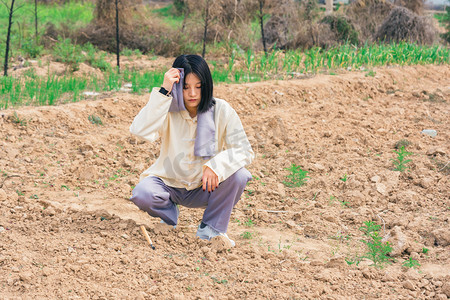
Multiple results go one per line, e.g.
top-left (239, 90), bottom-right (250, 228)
top-left (422, 247), bottom-right (429, 254)
top-left (53, 37), bottom-right (84, 71)
top-left (391, 146), bottom-right (412, 172)
top-left (21, 38), bottom-right (44, 58)
top-left (278, 237), bottom-right (293, 251)
top-left (329, 195), bottom-right (349, 208)
top-left (244, 218), bottom-right (254, 227)
top-left (240, 231), bottom-right (253, 239)
top-left (365, 70), bottom-right (376, 77)
top-left (211, 276), bottom-right (228, 285)
top-left (359, 221), bottom-right (393, 268)
top-left (83, 43), bottom-right (111, 71)
top-left (339, 174), bottom-right (348, 182)
top-left (88, 114), bottom-right (103, 126)
top-left (345, 256), bottom-right (362, 266)
top-left (402, 257), bottom-right (420, 269)
top-left (121, 47), bottom-right (142, 58)
top-left (283, 164), bottom-right (309, 187)
top-left (11, 112), bottom-right (27, 126)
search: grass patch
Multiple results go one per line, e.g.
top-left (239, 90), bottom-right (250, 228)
top-left (152, 4), bottom-right (183, 29)
top-left (0, 1), bottom-right (94, 58)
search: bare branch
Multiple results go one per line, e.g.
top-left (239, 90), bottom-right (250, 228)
top-left (13, 2), bottom-right (25, 13)
top-left (0, 0), bottom-right (10, 10)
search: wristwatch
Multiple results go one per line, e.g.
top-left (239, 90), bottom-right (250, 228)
top-left (159, 87), bottom-right (170, 96)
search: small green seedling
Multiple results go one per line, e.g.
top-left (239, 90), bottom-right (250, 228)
top-left (365, 70), bottom-right (376, 77)
top-left (402, 257), bottom-right (420, 269)
top-left (391, 146), bottom-right (412, 172)
top-left (240, 231), bottom-right (253, 239)
top-left (283, 164), bottom-right (309, 187)
top-left (12, 111), bottom-right (27, 126)
top-left (88, 114), bottom-right (103, 125)
top-left (359, 221), bottom-right (393, 268)
top-left (244, 218), bottom-right (254, 227)
top-left (422, 247), bottom-right (429, 254)
top-left (330, 195), bottom-right (350, 208)
top-left (345, 257), bottom-right (362, 266)
top-left (339, 174), bottom-right (348, 182)
top-left (211, 276), bottom-right (228, 284)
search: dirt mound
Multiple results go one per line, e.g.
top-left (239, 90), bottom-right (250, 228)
top-left (375, 6), bottom-right (438, 44)
top-left (1, 64), bottom-right (449, 298)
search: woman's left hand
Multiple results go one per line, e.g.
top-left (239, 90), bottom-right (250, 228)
top-left (202, 166), bottom-right (219, 192)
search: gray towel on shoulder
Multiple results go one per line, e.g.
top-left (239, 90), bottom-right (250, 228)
top-left (169, 68), bottom-right (215, 159)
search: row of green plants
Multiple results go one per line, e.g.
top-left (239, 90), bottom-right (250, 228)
top-left (1, 41), bottom-right (449, 108)
top-left (237, 217), bottom-right (422, 269)
top-left (281, 145), bottom-right (412, 188)
top-left (233, 42), bottom-right (449, 76)
top-left (0, 68), bottom-right (164, 108)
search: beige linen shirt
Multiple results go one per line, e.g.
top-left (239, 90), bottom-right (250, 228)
top-left (130, 87), bottom-right (254, 190)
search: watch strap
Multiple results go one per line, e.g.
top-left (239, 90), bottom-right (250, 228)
top-left (159, 87), bottom-right (170, 96)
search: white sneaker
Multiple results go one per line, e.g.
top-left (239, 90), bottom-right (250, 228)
top-left (196, 224), bottom-right (235, 247)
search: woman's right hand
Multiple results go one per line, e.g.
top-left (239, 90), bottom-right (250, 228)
top-left (161, 68), bottom-right (181, 93)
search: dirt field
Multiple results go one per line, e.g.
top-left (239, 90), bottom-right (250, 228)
top-left (0, 64), bottom-right (449, 299)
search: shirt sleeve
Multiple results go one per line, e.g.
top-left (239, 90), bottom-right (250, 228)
top-left (203, 106), bottom-right (254, 182)
top-left (129, 87), bottom-right (172, 142)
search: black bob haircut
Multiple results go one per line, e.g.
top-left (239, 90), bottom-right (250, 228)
top-left (172, 54), bottom-right (215, 113)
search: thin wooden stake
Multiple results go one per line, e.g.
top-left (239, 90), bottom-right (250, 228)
top-left (140, 225), bottom-right (155, 250)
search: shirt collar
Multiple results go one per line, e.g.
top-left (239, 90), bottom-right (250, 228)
top-left (180, 110), bottom-right (197, 122)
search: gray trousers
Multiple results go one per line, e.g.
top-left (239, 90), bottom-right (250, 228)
top-left (130, 168), bottom-right (252, 233)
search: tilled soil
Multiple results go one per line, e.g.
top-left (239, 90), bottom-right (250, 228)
top-left (0, 64), bottom-right (449, 299)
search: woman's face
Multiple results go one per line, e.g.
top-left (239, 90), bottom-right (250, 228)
top-left (183, 73), bottom-right (202, 113)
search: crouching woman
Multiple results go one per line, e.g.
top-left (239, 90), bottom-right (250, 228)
top-left (129, 54), bottom-right (254, 246)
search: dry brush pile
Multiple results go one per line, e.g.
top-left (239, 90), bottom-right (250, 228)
top-left (40, 0), bottom-right (443, 57)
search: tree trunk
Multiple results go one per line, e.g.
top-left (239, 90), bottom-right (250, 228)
top-left (202, 0), bottom-right (210, 58)
top-left (259, 0), bottom-right (267, 54)
top-left (326, 0), bottom-right (333, 15)
top-left (115, 0), bottom-right (120, 72)
top-left (181, 5), bottom-right (189, 33)
top-left (34, 0), bottom-right (38, 43)
top-left (4, 0), bottom-right (16, 77)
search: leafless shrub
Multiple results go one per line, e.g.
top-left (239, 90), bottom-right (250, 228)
top-left (264, 0), bottom-right (312, 49)
top-left (71, 0), bottom-right (185, 56)
top-left (346, 0), bottom-right (394, 42)
top-left (375, 6), bottom-right (438, 44)
top-left (393, 0), bottom-right (425, 14)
